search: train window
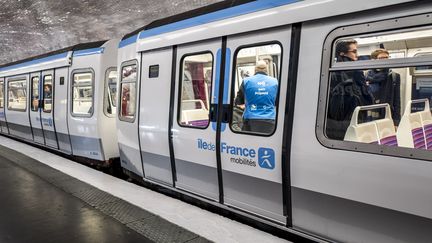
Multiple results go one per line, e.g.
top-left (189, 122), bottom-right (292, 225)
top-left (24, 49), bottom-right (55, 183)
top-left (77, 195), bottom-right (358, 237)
top-left (230, 43), bottom-right (282, 135)
top-left (318, 19), bottom-right (432, 160)
top-left (72, 71), bottom-right (94, 117)
top-left (104, 68), bottom-right (117, 117)
top-left (0, 81), bottom-right (4, 108)
top-left (43, 75), bottom-right (53, 113)
top-left (7, 79), bottom-right (27, 111)
top-left (119, 63), bottom-right (137, 122)
top-left (178, 52), bottom-right (213, 128)
top-left (149, 65), bottom-right (159, 78)
top-left (31, 77), bottom-right (39, 112)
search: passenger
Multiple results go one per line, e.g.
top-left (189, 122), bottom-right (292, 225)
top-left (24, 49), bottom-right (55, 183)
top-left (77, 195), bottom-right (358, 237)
top-left (43, 84), bottom-right (52, 99)
top-left (366, 49), bottom-right (401, 126)
top-left (32, 96), bottom-right (39, 110)
top-left (327, 39), bottom-right (374, 140)
top-left (234, 60), bottom-right (278, 134)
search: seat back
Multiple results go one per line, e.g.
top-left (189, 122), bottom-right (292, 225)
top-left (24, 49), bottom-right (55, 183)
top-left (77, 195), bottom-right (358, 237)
top-left (344, 104), bottom-right (396, 145)
top-left (397, 99), bottom-right (430, 149)
top-left (180, 99), bottom-right (209, 126)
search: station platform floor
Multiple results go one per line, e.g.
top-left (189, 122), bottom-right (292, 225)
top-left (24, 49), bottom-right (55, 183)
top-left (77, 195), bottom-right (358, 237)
top-left (0, 136), bottom-right (289, 243)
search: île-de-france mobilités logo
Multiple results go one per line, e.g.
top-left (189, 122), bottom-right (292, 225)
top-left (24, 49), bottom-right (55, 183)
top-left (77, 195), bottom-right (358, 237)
top-left (258, 147), bottom-right (275, 170)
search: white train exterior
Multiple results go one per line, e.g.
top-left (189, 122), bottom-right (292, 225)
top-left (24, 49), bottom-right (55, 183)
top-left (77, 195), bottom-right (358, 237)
top-left (0, 40), bottom-right (119, 165)
top-left (117, 0), bottom-right (432, 242)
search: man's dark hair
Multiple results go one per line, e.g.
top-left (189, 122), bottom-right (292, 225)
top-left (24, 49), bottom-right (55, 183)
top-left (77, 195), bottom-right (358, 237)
top-left (335, 39), bottom-right (357, 56)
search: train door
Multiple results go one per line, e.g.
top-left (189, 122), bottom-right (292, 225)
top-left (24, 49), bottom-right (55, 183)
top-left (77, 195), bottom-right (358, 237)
top-left (171, 39), bottom-right (221, 200)
top-left (221, 27), bottom-right (291, 223)
top-left (54, 68), bottom-right (72, 154)
top-left (0, 78), bottom-right (7, 134)
top-left (29, 72), bottom-right (44, 144)
top-left (139, 48), bottom-right (174, 185)
top-left (41, 70), bottom-right (58, 149)
top-left (118, 60), bottom-right (143, 177)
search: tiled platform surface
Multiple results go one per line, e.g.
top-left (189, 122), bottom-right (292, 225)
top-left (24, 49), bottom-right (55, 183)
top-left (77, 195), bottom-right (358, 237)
top-left (0, 136), bottom-right (288, 243)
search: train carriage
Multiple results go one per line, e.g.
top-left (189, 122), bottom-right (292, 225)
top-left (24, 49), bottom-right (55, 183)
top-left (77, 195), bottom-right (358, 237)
top-left (117, 0), bottom-right (432, 242)
top-left (0, 39), bottom-right (119, 165)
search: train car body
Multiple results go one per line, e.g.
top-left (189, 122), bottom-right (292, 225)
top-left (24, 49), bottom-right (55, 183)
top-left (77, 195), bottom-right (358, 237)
top-left (117, 0), bottom-right (432, 242)
top-left (0, 40), bottom-right (119, 164)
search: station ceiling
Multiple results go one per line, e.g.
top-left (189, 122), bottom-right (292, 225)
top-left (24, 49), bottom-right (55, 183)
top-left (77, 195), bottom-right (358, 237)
top-left (0, 0), bottom-right (222, 65)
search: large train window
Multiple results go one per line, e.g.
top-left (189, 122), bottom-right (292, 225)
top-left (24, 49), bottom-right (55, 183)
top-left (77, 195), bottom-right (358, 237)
top-left (104, 68), bottom-right (117, 117)
top-left (318, 14), bottom-right (432, 161)
top-left (230, 43), bottom-right (282, 135)
top-left (7, 79), bottom-right (27, 111)
top-left (0, 81), bottom-right (4, 108)
top-left (178, 52), bottom-right (213, 128)
top-left (31, 77), bottom-right (39, 112)
top-left (119, 62), bottom-right (137, 122)
top-left (71, 70), bottom-right (94, 117)
top-left (43, 75), bottom-right (53, 113)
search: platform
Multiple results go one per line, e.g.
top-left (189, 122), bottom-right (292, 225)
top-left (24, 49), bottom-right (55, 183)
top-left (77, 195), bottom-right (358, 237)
top-left (0, 136), bottom-right (288, 243)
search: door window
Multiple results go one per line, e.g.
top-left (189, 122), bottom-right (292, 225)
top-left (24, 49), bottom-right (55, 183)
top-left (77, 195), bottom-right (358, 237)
top-left (230, 43), bottom-right (282, 135)
top-left (119, 63), bottom-right (137, 122)
top-left (31, 77), bottom-right (39, 112)
top-left (43, 75), bottom-right (53, 113)
top-left (178, 52), bottom-right (213, 128)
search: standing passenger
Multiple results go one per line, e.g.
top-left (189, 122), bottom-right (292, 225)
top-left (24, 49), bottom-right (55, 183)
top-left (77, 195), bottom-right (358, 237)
top-left (327, 39), bottom-right (374, 140)
top-left (235, 60), bottom-right (278, 134)
top-left (366, 49), bottom-right (401, 125)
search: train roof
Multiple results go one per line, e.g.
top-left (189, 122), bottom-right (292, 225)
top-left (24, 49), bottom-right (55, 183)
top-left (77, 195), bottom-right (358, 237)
top-left (120, 0), bottom-right (415, 51)
top-left (122, 0), bottom-right (255, 41)
top-left (0, 40), bottom-right (107, 73)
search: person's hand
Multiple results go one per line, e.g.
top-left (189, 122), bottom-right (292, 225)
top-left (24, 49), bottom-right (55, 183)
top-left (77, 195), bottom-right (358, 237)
top-left (238, 104), bottom-right (245, 110)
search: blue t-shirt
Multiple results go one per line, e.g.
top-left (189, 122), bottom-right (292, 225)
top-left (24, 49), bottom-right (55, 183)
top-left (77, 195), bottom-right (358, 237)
top-left (243, 73), bottom-right (278, 120)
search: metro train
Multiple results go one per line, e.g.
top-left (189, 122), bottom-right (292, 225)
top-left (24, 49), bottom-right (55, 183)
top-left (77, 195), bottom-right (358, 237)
top-left (1, 0), bottom-right (432, 242)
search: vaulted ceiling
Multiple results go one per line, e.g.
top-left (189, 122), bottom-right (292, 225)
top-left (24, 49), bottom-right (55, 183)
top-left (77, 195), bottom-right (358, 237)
top-left (0, 0), bottom-right (222, 65)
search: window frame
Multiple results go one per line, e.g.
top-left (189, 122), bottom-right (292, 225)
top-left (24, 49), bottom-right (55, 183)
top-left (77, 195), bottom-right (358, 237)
top-left (228, 41), bottom-right (284, 137)
top-left (118, 60), bottom-right (138, 123)
top-left (316, 13), bottom-right (432, 161)
top-left (176, 51), bottom-right (214, 130)
top-left (70, 68), bottom-right (95, 118)
top-left (42, 74), bottom-right (53, 113)
top-left (7, 77), bottom-right (27, 112)
top-left (0, 80), bottom-right (4, 109)
top-left (30, 76), bottom-right (40, 112)
top-left (103, 67), bottom-right (117, 118)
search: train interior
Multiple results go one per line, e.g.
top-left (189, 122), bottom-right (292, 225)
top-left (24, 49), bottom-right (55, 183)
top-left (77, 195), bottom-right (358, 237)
top-left (231, 44), bottom-right (281, 134)
top-left (72, 72), bottom-right (93, 115)
top-left (179, 53), bottom-right (212, 127)
top-left (7, 79), bottom-right (27, 111)
top-left (329, 27), bottom-right (432, 149)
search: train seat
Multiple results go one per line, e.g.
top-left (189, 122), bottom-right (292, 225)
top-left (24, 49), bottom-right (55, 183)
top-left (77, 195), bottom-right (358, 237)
top-left (344, 104), bottom-right (396, 145)
top-left (181, 108), bottom-right (209, 126)
top-left (420, 108), bottom-right (432, 150)
top-left (180, 99), bottom-right (209, 126)
top-left (396, 99), bottom-right (430, 149)
top-left (375, 118), bottom-right (398, 146)
top-left (344, 121), bottom-right (379, 144)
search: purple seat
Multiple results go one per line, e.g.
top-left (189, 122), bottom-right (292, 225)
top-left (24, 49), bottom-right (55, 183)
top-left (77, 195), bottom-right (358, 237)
top-left (412, 127), bottom-right (426, 149)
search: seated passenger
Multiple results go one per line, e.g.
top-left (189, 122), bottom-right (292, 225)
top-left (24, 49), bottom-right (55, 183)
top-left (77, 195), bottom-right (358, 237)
top-left (235, 60), bottom-right (278, 134)
top-left (327, 39), bottom-right (374, 140)
top-left (366, 49), bottom-right (401, 126)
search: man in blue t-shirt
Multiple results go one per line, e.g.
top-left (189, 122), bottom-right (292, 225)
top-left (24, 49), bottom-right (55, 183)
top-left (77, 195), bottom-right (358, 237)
top-left (235, 60), bottom-right (278, 133)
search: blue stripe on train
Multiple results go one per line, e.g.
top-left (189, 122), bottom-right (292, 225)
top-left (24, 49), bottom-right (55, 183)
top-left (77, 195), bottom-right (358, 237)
top-left (120, 0), bottom-right (300, 48)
